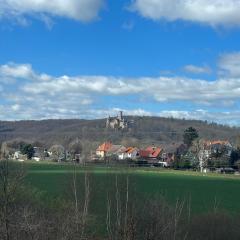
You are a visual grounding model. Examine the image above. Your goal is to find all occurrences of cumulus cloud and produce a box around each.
[0,62,240,124]
[183,65,212,74]
[1,62,239,106]
[0,63,34,79]
[218,52,240,77]
[130,0,240,26]
[81,108,152,120]
[0,0,104,23]
[1,91,93,120]
[22,74,240,105]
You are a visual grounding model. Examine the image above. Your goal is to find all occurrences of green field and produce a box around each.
[19,162,240,236]
[25,162,240,215]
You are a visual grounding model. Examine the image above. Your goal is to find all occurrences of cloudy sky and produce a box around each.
[0,0,240,125]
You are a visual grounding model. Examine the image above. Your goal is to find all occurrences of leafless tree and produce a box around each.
[71,163,91,240]
[49,144,65,162]
[0,142,12,160]
[0,160,25,240]
[69,138,82,162]
[106,175,136,240]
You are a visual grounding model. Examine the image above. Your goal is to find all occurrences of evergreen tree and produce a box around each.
[183,127,199,147]
[20,144,34,159]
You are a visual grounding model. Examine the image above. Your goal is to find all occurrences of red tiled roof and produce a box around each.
[139,146,162,159]
[139,150,150,158]
[125,147,138,154]
[108,145,126,153]
[96,142,112,152]
[125,147,133,153]
[150,148,162,158]
[145,146,155,152]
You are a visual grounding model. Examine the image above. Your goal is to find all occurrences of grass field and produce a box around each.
[21,162,240,236]
[24,162,240,214]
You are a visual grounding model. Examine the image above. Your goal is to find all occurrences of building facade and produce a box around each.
[106,111,128,130]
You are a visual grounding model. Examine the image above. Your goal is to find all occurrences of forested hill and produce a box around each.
[0,117,239,148]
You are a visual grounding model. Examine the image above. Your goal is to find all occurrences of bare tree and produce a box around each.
[106,175,136,240]
[71,163,91,240]
[80,172,90,239]
[49,145,65,162]
[0,142,13,160]
[69,138,82,163]
[0,160,25,240]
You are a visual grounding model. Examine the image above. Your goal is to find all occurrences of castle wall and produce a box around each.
[106,111,127,130]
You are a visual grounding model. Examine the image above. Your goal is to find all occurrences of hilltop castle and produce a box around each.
[106,111,128,130]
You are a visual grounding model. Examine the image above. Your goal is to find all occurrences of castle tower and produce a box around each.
[106,111,128,130]
[119,111,123,120]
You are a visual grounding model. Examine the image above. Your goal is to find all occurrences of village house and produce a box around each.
[96,142,112,158]
[118,147,139,160]
[139,146,163,164]
[160,143,188,167]
[32,147,43,161]
[198,140,233,172]
[96,142,126,160]
[160,144,178,166]
[106,145,126,158]
[13,151,27,161]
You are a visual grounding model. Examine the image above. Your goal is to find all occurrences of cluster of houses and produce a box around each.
[13,147,49,162]
[9,137,238,172]
[94,142,186,167]
[93,140,236,171]
[12,145,83,163]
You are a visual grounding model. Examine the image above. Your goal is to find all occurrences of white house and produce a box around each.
[198,140,233,172]
[118,147,139,160]
[13,151,27,161]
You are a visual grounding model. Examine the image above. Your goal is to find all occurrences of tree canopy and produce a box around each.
[183,127,199,147]
[20,144,34,159]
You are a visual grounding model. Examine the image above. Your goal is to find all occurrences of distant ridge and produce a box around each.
[0,116,239,148]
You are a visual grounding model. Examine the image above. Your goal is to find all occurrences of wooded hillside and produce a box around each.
[0,117,239,149]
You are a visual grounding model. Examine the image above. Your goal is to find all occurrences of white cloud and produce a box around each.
[1,62,240,124]
[1,91,94,120]
[0,62,238,106]
[131,0,240,26]
[0,63,34,79]
[0,0,104,23]
[1,100,240,126]
[11,104,20,111]
[113,108,152,116]
[218,52,240,77]
[82,108,152,119]
[183,65,211,74]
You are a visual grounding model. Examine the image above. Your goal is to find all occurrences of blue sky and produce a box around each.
[0,0,240,125]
